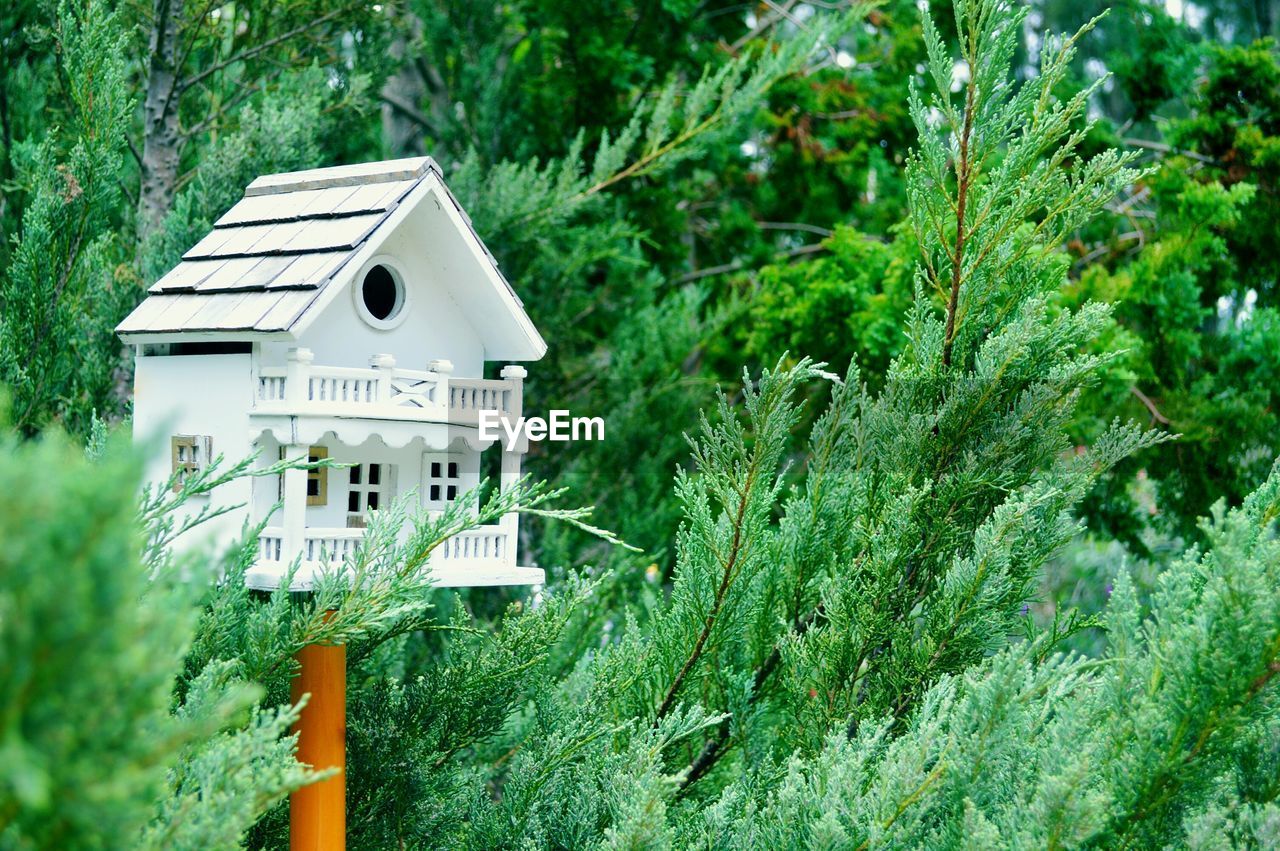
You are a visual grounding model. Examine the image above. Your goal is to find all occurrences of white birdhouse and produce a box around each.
[117,157,546,591]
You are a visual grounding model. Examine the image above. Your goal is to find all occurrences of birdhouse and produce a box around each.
[117,157,546,591]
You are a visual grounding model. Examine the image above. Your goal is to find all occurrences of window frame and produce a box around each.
[171,434,212,492]
[277,445,329,505]
[423,453,463,510]
[306,446,329,506]
[347,461,387,516]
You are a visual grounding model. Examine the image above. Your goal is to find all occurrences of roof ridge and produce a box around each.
[244,156,437,197]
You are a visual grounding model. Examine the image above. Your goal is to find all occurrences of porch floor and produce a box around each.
[245,559,545,592]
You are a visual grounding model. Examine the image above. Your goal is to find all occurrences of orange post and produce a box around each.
[290,636,346,850]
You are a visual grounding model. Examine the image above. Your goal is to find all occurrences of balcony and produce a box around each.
[248,518,543,591]
[253,347,524,426]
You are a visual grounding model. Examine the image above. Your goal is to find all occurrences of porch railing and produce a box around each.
[435,525,508,561]
[258,522,513,568]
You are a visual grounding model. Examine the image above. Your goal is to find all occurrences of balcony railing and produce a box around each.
[253,348,523,425]
[447,379,517,426]
[257,528,365,564]
[258,522,514,569]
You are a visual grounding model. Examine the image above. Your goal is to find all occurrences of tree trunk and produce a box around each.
[380,8,426,158]
[138,0,183,236]
[1257,0,1275,40]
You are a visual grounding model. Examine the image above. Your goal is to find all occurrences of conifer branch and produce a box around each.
[941,56,978,369]
[678,605,822,790]
[654,446,760,723]
[174,2,362,98]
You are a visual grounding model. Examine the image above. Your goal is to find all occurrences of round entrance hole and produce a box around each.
[360,264,403,323]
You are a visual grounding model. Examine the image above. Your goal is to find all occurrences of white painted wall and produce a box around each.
[260,202,487,378]
[133,352,254,552]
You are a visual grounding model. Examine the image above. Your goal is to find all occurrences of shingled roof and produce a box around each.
[116,157,528,341]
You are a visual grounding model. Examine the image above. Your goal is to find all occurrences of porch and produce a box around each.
[244,403,538,592]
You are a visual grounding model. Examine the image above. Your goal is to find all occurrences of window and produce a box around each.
[356,262,406,326]
[171,435,212,491]
[425,456,462,508]
[348,463,385,514]
[276,445,329,504]
[306,446,328,506]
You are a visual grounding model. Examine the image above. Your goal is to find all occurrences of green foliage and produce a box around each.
[1068,170,1279,542]
[695,460,1280,848]
[0,427,339,848]
[535,286,724,567]
[1101,0,1199,120]
[1099,37,1280,540]
[723,9,1280,552]
[438,10,863,566]
[1042,38,1280,545]
[142,666,313,851]
[354,5,1194,842]
[344,582,594,848]
[0,424,195,847]
[0,0,134,436]
[0,419,625,848]
[705,0,926,259]
[1171,38,1280,297]
[729,226,915,385]
[128,0,384,232]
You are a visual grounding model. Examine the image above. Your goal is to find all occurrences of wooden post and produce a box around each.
[290,630,346,851]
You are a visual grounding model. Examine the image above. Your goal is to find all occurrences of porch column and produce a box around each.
[281,443,309,567]
[498,365,527,567]
[498,364,527,494]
